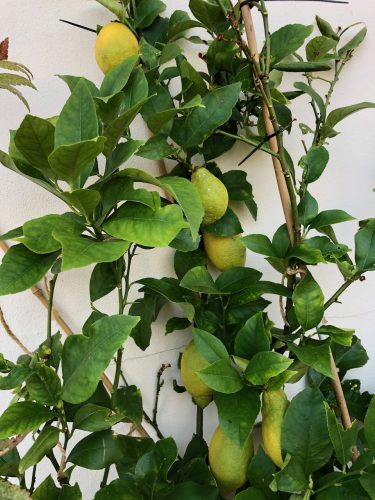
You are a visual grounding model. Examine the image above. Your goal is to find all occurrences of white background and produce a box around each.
[0,0,374,498]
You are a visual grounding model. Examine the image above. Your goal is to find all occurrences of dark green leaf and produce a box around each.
[300,145,329,184]
[295,82,326,121]
[242,234,278,257]
[0,402,55,439]
[134,0,166,29]
[137,134,175,160]
[198,359,243,394]
[214,386,260,447]
[269,24,314,64]
[129,293,167,350]
[62,315,139,403]
[73,404,123,432]
[355,219,375,271]
[100,56,138,97]
[234,312,270,359]
[338,26,367,56]
[90,262,118,302]
[189,0,229,32]
[298,191,319,226]
[0,244,56,296]
[203,207,243,237]
[272,456,309,493]
[292,272,324,331]
[306,36,337,61]
[68,430,125,469]
[364,396,375,450]
[325,403,359,465]
[234,488,266,500]
[309,209,355,229]
[281,387,332,474]
[165,316,191,334]
[19,426,59,474]
[192,328,229,363]
[245,352,292,385]
[215,267,262,294]
[288,340,332,378]
[26,364,62,405]
[180,266,217,294]
[94,478,139,500]
[273,61,331,72]
[113,386,143,424]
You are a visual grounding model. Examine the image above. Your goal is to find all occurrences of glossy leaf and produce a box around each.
[137,134,175,160]
[245,352,293,386]
[61,189,101,222]
[214,386,260,447]
[272,456,309,493]
[192,328,229,363]
[298,191,319,226]
[309,209,355,229]
[19,426,59,474]
[242,234,278,257]
[189,0,229,32]
[90,262,118,302]
[288,340,333,378]
[68,430,125,470]
[26,364,62,405]
[355,219,375,271]
[269,24,314,64]
[325,403,359,465]
[104,202,187,247]
[134,0,166,29]
[112,385,143,424]
[100,56,138,97]
[198,359,243,394]
[203,207,242,237]
[180,266,217,294]
[292,272,324,331]
[281,387,332,474]
[52,233,130,272]
[0,402,55,439]
[300,145,329,184]
[234,312,270,359]
[94,478,139,500]
[73,404,123,432]
[0,244,56,296]
[325,101,375,131]
[62,315,139,403]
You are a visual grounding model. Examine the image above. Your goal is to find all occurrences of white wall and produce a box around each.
[0,1,374,497]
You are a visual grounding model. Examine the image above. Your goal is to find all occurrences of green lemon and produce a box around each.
[191,167,228,225]
[180,340,213,408]
[203,232,246,271]
[261,388,289,468]
[209,425,253,494]
[95,22,139,74]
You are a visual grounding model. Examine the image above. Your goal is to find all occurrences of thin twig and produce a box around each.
[0,432,29,458]
[0,307,32,356]
[152,364,171,429]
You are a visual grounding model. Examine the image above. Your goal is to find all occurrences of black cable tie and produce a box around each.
[59,19,97,33]
[238,127,284,166]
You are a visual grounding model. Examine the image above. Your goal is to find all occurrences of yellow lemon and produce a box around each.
[180,340,213,408]
[209,425,253,494]
[203,232,246,271]
[95,22,139,74]
[192,167,228,225]
[261,388,289,468]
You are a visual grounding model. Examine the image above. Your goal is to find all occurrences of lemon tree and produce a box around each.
[0,0,374,498]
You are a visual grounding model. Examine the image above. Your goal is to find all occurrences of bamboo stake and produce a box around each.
[238,2,357,446]
[0,239,150,438]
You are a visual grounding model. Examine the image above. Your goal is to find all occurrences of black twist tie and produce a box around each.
[238,127,284,166]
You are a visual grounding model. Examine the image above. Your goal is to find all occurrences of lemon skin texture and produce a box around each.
[95,22,139,74]
[203,232,246,271]
[180,340,213,408]
[261,388,289,468]
[191,167,228,225]
[209,425,253,494]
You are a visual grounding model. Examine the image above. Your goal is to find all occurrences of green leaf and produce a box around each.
[52,233,129,272]
[49,137,105,185]
[242,234,278,257]
[288,340,333,378]
[360,473,375,499]
[134,0,166,29]
[355,219,375,271]
[163,483,219,500]
[203,207,242,237]
[214,386,260,447]
[325,403,359,465]
[61,189,101,222]
[137,134,175,160]
[26,364,62,405]
[245,352,293,386]
[171,83,241,149]
[298,191,319,226]
[273,61,331,72]
[316,16,340,41]
[0,402,55,439]
[292,272,324,331]
[300,145,329,184]
[221,170,257,219]
[272,456,309,493]
[234,488,266,500]
[192,328,229,363]
[198,359,243,394]
[55,79,98,148]
[281,387,332,475]
[318,325,354,347]
[248,447,276,496]
[90,262,118,302]
[0,481,31,499]
[269,24,314,64]
[19,426,59,474]
[100,56,138,97]
[295,82,326,121]
[129,293,167,350]
[94,478,139,500]
[104,202,187,247]
[159,176,204,241]
[180,266,217,294]
[287,244,325,265]
[325,101,375,131]
[215,267,262,294]
[338,25,367,56]
[58,74,100,96]
[189,0,229,32]
[62,315,139,403]
[0,244,56,296]
[306,36,337,61]
[364,396,375,450]
[14,115,55,178]
[160,42,183,64]
[309,209,355,229]
[104,139,143,177]
[234,312,270,359]
[112,385,143,424]
[73,404,123,432]
[122,66,149,110]
[165,316,191,334]
[68,430,125,470]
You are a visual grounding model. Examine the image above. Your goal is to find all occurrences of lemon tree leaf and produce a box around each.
[0,402,55,439]
[62,315,139,403]
[73,404,123,432]
[355,219,375,272]
[281,387,332,475]
[180,266,217,294]
[300,145,329,184]
[134,0,166,29]
[198,359,243,394]
[325,403,359,465]
[0,481,31,499]
[364,396,375,450]
[234,312,270,359]
[269,24,314,64]
[19,426,59,474]
[245,352,293,385]
[325,101,375,130]
[100,55,138,97]
[309,209,354,229]
[288,341,333,379]
[104,202,187,247]
[0,244,57,296]
[61,189,101,222]
[68,430,125,470]
[215,386,260,447]
[171,83,241,149]
[292,272,324,331]
[192,328,229,363]
[26,364,62,405]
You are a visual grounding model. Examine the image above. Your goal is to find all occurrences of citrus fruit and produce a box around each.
[191,167,228,225]
[180,340,213,408]
[95,22,139,74]
[209,425,253,494]
[261,388,289,468]
[203,232,246,271]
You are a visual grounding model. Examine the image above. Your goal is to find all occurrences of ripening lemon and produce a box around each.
[191,167,228,225]
[180,340,213,408]
[203,232,246,271]
[209,425,253,494]
[261,388,289,468]
[95,22,139,74]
